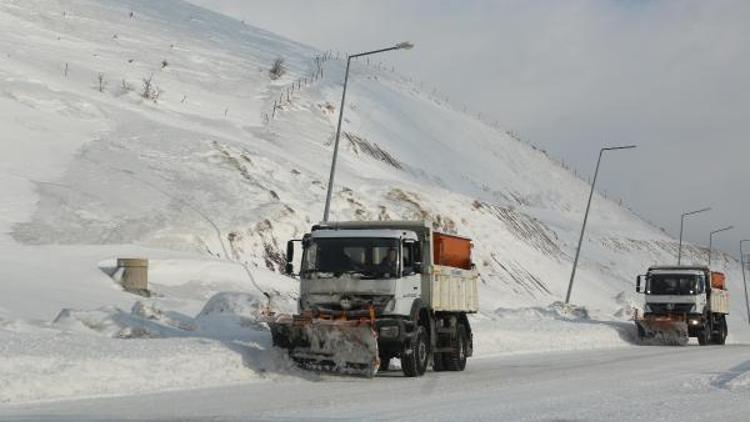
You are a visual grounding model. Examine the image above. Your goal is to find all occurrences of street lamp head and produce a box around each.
[602,145,637,151]
[684,207,711,217]
[395,41,414,50]
[711,225,734,235]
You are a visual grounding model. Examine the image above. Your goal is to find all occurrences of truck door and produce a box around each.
[392,239,421,315]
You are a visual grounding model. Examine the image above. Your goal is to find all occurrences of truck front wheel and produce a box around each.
[698,318,712,346]
[401,325,428,377]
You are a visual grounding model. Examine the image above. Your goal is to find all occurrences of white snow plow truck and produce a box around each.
[635,266,729,345]
[265,221,479,377]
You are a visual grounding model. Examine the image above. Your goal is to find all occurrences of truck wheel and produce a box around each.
[432,352,446,372]
[712,316,727,345]
[401,325,428,377]
[444,323,468,371]
[698,319,712,346]
[379,355,391,372]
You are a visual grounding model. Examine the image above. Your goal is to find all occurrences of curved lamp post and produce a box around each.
[322,41,414,222]
[677,207,711,265]
[739,240,750,324]
[564,145,636,304]
[708,226,733,267]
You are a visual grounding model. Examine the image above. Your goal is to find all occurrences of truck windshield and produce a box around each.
[646,274,702,295]
[301,237,400,279]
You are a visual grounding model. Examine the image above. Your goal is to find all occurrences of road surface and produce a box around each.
[2,345,750,421]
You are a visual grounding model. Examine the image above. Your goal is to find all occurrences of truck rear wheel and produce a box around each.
[712,316,727,345]
[444,323,468,371]
[401,325,428,377]
[432,352,446,372]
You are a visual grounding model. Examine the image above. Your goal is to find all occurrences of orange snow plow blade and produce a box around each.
[635,314,689,346]
[264,309,380,377]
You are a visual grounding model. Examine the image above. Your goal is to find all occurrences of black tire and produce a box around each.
[444,323,468,371]
[712,316,727,345]
[379,356,391,372]
[698,318,712,346]
[402,325,428,377]
[432,352,446,372]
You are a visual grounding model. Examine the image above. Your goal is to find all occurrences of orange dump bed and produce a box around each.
[433,232,472,270]
[711,272,726,290]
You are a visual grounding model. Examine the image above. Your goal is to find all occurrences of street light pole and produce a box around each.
[322,41,414,223]
[708,225,733,267]
[677,207,711,265]
[565,145,636,305]
[740,240,750,324]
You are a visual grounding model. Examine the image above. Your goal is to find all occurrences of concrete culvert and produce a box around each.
[117,258,150,297]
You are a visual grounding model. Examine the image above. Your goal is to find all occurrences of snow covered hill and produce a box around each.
[1,0,747,403]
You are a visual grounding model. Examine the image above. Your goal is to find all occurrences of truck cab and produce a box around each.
[639,268,708,320]
[295,227,423,317]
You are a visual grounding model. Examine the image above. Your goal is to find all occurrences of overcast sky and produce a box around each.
[188,0,749,258]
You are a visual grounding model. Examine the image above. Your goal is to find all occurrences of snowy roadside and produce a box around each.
[0,296,638,405]
[0,293,301,405]
[471,303,637,358]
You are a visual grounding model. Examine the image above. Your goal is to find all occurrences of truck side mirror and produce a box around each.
[635,275,642,293]
[285,239,301,277]
[286,240,294,263]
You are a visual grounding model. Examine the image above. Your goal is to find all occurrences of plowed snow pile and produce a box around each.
[0,0,747,404]
[0,291,300,404]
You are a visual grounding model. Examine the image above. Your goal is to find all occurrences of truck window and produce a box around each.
[301,237,400,279]
[697,275,706,294]
[646,274,700,295]
[402,240,421,275]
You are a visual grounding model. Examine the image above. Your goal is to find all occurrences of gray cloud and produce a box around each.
[188,0,750,259]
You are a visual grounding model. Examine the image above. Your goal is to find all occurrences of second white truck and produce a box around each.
[635,265,729,345]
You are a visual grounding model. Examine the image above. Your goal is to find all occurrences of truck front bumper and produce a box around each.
[375,318,417,344]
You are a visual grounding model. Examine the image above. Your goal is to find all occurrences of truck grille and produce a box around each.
[648,303,694,314]
[312,295,392,313]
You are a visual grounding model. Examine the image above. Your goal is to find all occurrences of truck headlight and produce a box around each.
[380,326,400,338]
[644,304,652,313]
[384,298,395,312]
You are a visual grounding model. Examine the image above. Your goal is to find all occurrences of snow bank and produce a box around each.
[0,329,256,404]
[473,302,636,357]
[0,292,299,404]
[724,373,750,391]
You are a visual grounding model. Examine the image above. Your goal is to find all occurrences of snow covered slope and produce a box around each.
[1,0,747,403]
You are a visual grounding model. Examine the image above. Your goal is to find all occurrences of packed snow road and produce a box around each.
[2,345,750,421]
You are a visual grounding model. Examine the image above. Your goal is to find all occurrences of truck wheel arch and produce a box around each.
[409,299,434,346]
[457,313,473,357]
[409,299,427,322]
